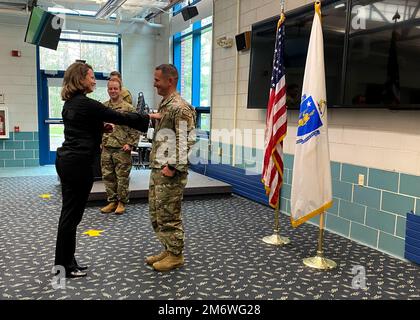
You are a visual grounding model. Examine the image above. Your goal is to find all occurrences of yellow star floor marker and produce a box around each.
[39,194,52,199]
[83,229,104,237]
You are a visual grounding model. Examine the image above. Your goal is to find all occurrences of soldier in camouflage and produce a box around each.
[100,78,140,215]
[109,71,133,105]
[145,64,196,272]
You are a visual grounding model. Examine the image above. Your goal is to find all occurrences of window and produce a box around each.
[47,86,62,119]
[37,32,120,165]
[87,80,109,103]
[200,26,212,107]
[40,31,119,111]
[198,113,210,132]
[180,34,193,104]
[174,16,212,131]
[40,32,119,73]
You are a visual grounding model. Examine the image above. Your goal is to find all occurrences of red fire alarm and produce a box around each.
[14,126,20,133]
[11,50,21,57]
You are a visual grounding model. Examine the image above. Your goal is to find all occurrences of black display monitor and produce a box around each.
[247,0,420,110]
[247,0,346,109]
[24,6,62,50]
[345,0,420,109]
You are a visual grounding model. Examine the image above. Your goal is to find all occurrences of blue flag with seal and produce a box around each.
[290,2,333,228]
[296,94,323,144]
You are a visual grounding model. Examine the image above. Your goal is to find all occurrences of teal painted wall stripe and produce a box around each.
[332,180,352,201]
[0,131,40,167]
[400,174,420,198]
[339,200,366,224]
[378,232,405,257]
[326,213,350,236]
[350,223,379,247]
[341,164,367,184]
[353,186,381,209]
[365,208,395,234]
[368,168,399,192]
[382,192,414,216]
[331,162,341,180]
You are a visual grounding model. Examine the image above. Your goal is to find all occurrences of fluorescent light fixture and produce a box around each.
[95,0,127,19]
[48,7,97,16]
[335,3,345,9]
[145,0,184,22]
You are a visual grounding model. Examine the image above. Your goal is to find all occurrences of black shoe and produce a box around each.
[66,269,87,278]
[76,265,88,271]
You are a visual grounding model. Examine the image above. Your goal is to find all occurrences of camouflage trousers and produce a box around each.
[101,147,133,204]
[149,168,188,256]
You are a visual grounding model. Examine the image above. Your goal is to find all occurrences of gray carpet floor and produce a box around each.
[0,175,419,300]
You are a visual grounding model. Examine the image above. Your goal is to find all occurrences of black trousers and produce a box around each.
[54,155,94,271]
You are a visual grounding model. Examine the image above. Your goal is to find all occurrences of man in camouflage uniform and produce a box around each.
[100,78,140,215]
[109,71,133,105]
[146,64,196,272]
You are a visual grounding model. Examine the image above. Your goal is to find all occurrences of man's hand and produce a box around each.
[161,165,176,177]
[149,113,162,120]
[122,144,132,153]
[103,123,114,133]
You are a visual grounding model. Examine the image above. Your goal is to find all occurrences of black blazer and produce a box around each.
[57,93,149,163]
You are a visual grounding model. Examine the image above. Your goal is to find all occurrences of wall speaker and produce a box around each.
[235,31,251,51]
[181,6,199,21]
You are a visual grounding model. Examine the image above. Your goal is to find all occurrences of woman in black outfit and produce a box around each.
[55,62,158,278]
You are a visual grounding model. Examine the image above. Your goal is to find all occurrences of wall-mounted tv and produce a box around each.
[248,0,420,110]
[24,6,62,50]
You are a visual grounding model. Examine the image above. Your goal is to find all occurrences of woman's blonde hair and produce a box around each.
[108,78,122,89]
[61,62,93,101]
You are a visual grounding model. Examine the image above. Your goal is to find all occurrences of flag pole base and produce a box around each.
[303,255,337,270]
[262,234,290,246]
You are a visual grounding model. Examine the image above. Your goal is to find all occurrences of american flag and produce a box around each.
[262,15,287,209]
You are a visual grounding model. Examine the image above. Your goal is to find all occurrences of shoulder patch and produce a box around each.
[174,105,193,119]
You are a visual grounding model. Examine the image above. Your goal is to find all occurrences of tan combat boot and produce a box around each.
[115,201,125,215]
[145,250,168,265]
[100,202,118,213]
[152,252,184,272]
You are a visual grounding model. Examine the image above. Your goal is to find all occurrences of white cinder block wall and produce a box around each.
[211,0,420,176]
[0,24,37,132]
[122,34,158,108]
[152,14,172,107]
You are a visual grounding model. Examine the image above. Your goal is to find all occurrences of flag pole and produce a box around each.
[262,193,290,245]
[298,0,336,270]
[303,212,336,269]
[262,1,290,246]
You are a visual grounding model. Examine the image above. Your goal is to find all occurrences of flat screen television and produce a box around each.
[247,0,420,110]
[24,6,62,50]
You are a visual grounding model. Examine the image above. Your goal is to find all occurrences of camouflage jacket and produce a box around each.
[121,87,133,105]
[149,92,196,173]
[102,99,140,149]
